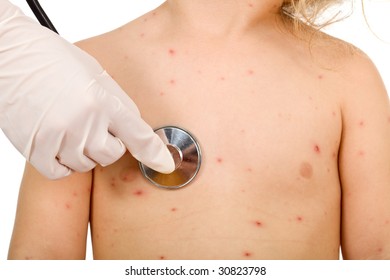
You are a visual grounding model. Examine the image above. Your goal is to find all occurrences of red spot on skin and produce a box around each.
[120,168,138,183]
[219,76,226,81]
[72,191,78,197]
[358,150,365,157]
[314,145,321,154]
[296,216,303,222]
[247,69,254,76]
[248,3,254,8]
[133,190,144,196]
[332,152,337,159]
[110,177,117,188]
[359,120,365,127]
[171,207,177,212]
[169,79,176,85]
[159,256,166,260]
[254,220,263,227]
[159,91,165,96]
[65,202,71,210]
[318,74,323,79]
[246,167,253,173]
[332,111,336,117]
[168,48,176,56]
[139,33,145,38]
[243,251,253,258]
[377,248,383,253]
[299,162,313,179]
[216,157,223,163]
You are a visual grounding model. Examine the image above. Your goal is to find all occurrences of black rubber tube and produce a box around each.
[26,0,58,33]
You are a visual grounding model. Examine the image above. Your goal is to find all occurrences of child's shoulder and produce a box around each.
[75,11,158,61]
[307,29,366,66]
[74,31,115,62]
[309,29,382,87]
[74,23,140,70]
[312,30,386,104]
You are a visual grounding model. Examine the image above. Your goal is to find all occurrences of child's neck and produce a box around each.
[162,0,285,37]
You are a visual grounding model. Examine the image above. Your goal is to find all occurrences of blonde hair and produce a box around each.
[281,0,346,30]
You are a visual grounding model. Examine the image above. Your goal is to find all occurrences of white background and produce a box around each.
[1,0,389,261]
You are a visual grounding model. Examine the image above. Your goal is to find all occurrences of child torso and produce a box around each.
[86,11,343,259]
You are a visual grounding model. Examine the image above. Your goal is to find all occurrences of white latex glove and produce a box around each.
[0,1,174,179]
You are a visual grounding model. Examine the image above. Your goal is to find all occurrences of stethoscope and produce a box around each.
[26,1,202,190]
[26,0,57,33]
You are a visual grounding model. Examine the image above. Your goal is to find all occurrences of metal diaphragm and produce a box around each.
[139,126,202,189]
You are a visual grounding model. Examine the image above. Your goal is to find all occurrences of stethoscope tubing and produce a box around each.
[26,0,58,33]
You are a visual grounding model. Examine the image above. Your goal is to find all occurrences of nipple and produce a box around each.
[139,126,202,189]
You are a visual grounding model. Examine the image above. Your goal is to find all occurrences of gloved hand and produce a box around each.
[0,1,174,179]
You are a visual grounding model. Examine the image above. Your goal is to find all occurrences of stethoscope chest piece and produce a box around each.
[139,126,201,190]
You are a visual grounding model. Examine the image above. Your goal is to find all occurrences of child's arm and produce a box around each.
[339,52,390,259]
[8,163,92,259]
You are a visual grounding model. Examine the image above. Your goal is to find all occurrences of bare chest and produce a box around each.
[93,63,344,259]
[114,48,342,180]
